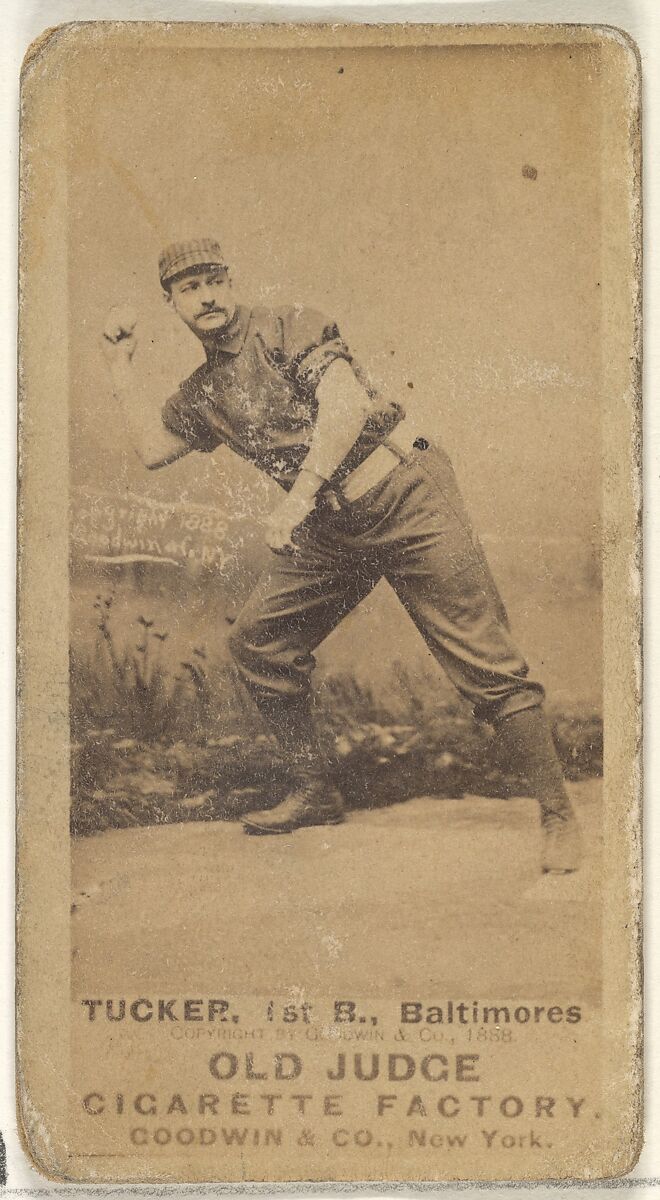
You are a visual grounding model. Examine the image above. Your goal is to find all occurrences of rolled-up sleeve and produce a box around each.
[283,308,354,392]
[161,370,222,453]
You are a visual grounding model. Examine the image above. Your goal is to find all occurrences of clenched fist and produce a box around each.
[102,304,139,364]
[265,491,317,554]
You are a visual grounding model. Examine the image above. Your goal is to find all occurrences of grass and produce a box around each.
[70,599,603,837]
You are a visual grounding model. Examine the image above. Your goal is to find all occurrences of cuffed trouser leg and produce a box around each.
[227,537,376,771]
[379,446,545,724]
[373,446,571,817]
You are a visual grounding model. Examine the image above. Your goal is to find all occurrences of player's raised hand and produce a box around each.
[102,304,138,364]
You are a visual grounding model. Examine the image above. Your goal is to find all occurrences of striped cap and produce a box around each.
[158,238,227,286]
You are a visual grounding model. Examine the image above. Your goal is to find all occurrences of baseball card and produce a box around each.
[16,20,641,1184]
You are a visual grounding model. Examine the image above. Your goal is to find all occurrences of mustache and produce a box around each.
[195,306,228,319]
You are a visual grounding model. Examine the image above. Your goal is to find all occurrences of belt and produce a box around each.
[334,415,428,504]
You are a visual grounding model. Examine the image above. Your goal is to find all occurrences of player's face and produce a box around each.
[168,267,237,336]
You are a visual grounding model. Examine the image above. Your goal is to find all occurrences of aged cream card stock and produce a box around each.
[17,21,641,1183]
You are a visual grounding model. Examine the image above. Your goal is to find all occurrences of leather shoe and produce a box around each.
[242,779,344,835]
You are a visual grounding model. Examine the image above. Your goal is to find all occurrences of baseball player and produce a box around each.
[102,238,582,873]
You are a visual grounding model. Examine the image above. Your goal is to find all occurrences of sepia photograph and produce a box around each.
[16,21,640,1182]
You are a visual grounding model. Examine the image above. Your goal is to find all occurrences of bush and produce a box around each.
[70,601,603,836]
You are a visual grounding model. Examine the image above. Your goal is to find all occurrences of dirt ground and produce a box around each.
[72,780,602,1002]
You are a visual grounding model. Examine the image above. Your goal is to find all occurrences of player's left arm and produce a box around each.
[265,357,376,552]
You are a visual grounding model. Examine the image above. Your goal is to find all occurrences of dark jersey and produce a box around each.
[161,304,404,488]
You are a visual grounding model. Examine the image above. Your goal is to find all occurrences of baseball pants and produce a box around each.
[227,443,545,766]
